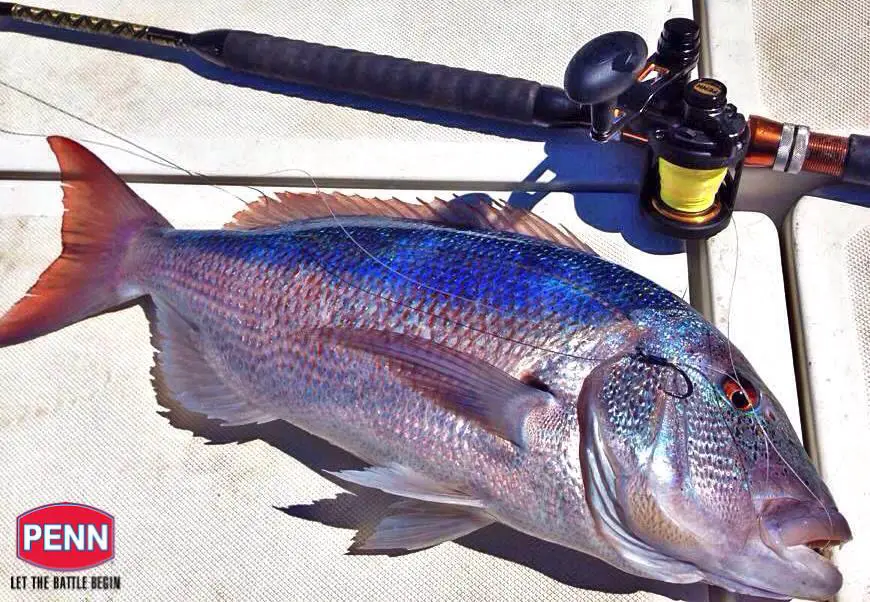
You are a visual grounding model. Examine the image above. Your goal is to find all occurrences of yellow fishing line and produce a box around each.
[658,158,727,213]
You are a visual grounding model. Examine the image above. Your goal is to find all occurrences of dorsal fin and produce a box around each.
[225,192,596,254]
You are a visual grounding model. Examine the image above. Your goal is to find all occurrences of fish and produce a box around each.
[0,136,852,599]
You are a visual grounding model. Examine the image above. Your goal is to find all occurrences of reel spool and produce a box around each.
[644,78,749,238]
[564,20,750,239]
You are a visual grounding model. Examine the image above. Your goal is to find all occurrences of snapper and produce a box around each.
[0,137,851,598]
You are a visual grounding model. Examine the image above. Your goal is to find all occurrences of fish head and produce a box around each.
[578,310,851,599]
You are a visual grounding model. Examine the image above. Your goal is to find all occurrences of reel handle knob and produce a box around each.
[564,31,648,139]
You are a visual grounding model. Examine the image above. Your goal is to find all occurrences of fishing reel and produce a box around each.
[3,5,869,239]
[563,18,869,238]
[564,19,748,238]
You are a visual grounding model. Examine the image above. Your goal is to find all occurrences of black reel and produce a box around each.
[564,18,750,238]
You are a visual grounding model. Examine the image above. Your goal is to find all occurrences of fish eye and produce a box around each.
[721,377,758,412]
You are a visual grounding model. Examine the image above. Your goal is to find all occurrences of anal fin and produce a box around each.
[151,300,275,426]
[353,500,494,552]
[326,463,483,508]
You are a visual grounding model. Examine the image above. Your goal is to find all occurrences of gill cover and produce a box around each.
[578,355,705,583]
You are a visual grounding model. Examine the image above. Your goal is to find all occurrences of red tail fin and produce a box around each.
[0,137,170,347]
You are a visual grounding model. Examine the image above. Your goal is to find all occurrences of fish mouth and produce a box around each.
[759,498,852,599]
[762,497,852,550]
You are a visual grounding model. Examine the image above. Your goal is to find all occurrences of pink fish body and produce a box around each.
[0,138,851,599]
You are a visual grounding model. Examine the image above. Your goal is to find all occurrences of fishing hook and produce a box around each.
[632,347,694,399]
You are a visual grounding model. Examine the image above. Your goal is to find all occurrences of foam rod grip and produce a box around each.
[213,29,548,123]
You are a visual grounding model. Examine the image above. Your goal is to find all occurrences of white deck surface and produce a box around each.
[704,0,870,135]
[785,197,870,602]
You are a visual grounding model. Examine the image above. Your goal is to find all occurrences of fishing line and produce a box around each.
[313,191,513,318]
[0,79,268,207]
[0,125,178,171]
[760,408,771,487]
[719,225,787,499]
[724,216,741,393]
[681,361,759,508]
[710,220,776,501]
[699,359,836,542]
[298,188,626,365]
[715,222,788,497]
[259,165,638,365]
[711,389,762,520]
[0,49,682,370]
[756,415,836,542]
[720,221,772,486]
[1,80,187,172]
[683,357,781,526]
[2,69,603,325]
[0,75,765,389]
[278,177,612,362]
[0,73,687,370]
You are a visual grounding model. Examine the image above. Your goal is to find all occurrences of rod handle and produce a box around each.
[191,29,583,125]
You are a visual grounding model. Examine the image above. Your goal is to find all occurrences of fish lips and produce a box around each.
[758,497,852,599]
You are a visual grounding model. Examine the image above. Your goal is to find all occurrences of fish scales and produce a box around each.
[128,220,646,560]
[0,138,852,600]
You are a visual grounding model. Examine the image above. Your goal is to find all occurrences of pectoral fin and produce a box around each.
[326,329,557,447]
[353,500,494,552]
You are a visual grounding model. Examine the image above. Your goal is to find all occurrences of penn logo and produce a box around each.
[16,503,115,571]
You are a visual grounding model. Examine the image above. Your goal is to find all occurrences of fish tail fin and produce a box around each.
[0,136,171,347]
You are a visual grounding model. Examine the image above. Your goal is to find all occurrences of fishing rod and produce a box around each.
[1,3,868,239]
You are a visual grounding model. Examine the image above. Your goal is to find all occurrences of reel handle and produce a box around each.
[563,31,648,140]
